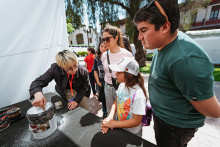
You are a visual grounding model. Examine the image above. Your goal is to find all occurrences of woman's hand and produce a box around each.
[32,92,47,110]
[101,126,109,134]
[68,101,78,110]
[101,116,114,134]
[98,82,102,87]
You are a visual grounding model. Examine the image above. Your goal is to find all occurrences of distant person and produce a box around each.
[123,36,132,53]
[134,0,220,146]
[29,50,91,111]
[101,57,147,137]
[84,47,96,96]
[93,40,108,118]
[101,25,133,114]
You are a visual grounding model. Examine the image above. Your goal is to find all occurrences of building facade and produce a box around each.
[180,0,220,30]
[68,27,99,48]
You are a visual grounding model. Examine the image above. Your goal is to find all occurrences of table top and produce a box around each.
[0,94,156,147]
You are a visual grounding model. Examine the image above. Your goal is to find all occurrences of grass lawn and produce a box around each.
[140,64,220,82]
[213,68,220,81]
[140,63,151,73]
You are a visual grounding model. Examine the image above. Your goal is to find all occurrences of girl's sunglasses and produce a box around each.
[145,0,168,22]
[101,36,113,43]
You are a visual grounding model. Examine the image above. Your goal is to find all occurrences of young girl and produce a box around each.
[101,25,133,114]
[84,47,96,96]
[101,57,147,137]
[93,40,108,118]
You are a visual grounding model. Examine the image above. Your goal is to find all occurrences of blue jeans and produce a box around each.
[104,83,117,114]
[153,114,198,147]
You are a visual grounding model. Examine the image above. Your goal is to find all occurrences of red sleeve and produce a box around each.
[84,56,88,63]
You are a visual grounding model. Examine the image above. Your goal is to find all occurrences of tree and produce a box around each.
[67,23,75,34]
[66,0,84,28]
[85,0,147,66]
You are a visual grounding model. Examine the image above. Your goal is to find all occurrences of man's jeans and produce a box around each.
[153,114,198,147]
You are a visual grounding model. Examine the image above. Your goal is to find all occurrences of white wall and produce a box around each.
[186,29,220,64]
[196,7,206,22]
[68,28,99,47]
[0,0,68,108]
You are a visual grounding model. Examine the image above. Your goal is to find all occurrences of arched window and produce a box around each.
[76,33,84,44]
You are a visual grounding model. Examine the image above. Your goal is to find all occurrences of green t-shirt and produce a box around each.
[149,31,214,128]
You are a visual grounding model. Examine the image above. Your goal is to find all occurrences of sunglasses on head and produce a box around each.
[145,0,168,22]
[101,36,113,43]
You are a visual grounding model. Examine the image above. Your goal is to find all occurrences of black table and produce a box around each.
[0,94,156,147]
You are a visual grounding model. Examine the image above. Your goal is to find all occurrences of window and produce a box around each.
[89,38,92,43]
[76,34,84,44]
[210,5,220,20]
[70,41,73,45]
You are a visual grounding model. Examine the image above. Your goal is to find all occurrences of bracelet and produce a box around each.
[69,97,75,102]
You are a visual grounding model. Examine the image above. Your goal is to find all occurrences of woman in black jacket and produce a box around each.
[29,50,91,111]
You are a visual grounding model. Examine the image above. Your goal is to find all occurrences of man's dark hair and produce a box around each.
[133,0,180,33]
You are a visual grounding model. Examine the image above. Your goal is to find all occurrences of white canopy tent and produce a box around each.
[0,0,69,108]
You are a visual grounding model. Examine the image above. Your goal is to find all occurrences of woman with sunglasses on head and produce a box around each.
[29,50,91,111]
[101,25,133,115]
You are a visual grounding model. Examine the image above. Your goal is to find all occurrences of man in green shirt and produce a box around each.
[134,0,220,146]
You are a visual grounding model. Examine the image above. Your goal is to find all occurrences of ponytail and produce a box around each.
[124,72,148,99]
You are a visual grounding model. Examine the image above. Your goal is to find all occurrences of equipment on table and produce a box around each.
[26,102,57,139]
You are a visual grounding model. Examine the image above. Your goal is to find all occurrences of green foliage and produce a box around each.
[146,53,154,61]
[140,64,151,73]
[65,0,83,28]
[213,68,220,81]
[85,0,146,41]
[69,45,95,47]
[76,51,88,56]
[67,23,75,34]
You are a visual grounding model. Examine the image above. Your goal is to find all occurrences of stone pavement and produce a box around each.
[88,73,220,147]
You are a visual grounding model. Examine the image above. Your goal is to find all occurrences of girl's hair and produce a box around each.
[96,40,105,57]
[123,36,132,53]
[124,72,148,99]
[103,25,124,48]
[56,50,78,69]
[88,47,95,54]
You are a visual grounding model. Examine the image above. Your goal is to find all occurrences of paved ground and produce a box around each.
[88,73,220,147]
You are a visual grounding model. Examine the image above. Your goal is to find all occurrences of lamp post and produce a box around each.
[82,25,92,47]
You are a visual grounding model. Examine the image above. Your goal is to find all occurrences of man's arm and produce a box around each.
[190,95,220,118]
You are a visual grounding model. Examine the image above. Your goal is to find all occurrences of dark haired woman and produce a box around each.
[93,40,108,118]
[84,47,96,96]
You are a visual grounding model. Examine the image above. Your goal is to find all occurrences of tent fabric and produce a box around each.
[0,0,69,108]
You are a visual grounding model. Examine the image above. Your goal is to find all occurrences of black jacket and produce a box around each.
[29,63,91,104]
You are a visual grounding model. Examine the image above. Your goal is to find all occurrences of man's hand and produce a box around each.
[32,92,46,110]
[68,101,78,110]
